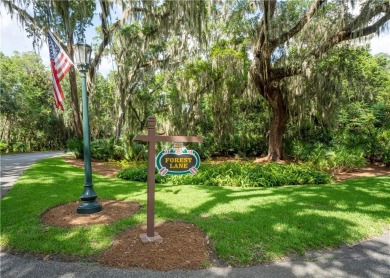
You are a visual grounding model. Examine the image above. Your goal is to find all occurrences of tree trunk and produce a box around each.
[264,86,289,161]
[114,102,126,145]
[0,118,8,141]
[114,77,135,144]
[68,68,83,139]
[67,35,83,139]
[250,62,289,161]
[6,121,11,153]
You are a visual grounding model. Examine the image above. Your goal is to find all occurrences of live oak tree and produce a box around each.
[164,42,249,151]
[108,0,389,161]
[241,0,390,160]
[3,0,389,161]
[100,1,208,143]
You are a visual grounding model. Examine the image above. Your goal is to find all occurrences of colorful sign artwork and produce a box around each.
[155,143,200,176]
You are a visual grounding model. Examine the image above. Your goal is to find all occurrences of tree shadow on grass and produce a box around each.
[1,157,389,276]
[0,158,149,258]
[152,176,390,267]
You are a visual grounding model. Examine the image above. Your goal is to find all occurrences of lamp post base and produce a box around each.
[77,201,102,214]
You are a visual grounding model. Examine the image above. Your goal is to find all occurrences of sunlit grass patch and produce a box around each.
[1,157,389,266]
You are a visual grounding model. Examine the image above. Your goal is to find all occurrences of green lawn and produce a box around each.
[1,157,389,266]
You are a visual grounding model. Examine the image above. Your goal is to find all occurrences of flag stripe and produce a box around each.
[51,61,65,104]
[57,62,72,81]
[47,32,73,110]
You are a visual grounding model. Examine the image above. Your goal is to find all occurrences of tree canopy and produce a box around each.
[1,0,389,165]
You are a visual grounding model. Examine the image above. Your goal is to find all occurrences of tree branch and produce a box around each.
[313,3,390,57]
[262,0,276,40]
[272,2,389,81]
[254,0,276,54]
[88,3,172,82]
[2,2,71,55]
[270,0,326,49]
[2,2,41,30]
[351,12,390,38]
[271,66,302,80]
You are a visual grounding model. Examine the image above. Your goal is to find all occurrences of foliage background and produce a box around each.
[1,0,389,169]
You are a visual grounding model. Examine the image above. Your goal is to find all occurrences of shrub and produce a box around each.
[332,146,367,171]
[0,141,7,153]
[117,167,148,182]
[118,135,147,161]
[12,142,28,153]
[289,139,308,161]
[118,162,331,187]
[117,166,168,183]
[186,134,218,160]
[90,139,114,161]
[288,140,367,172]
[376,129,390,166]
[66,139,84,159]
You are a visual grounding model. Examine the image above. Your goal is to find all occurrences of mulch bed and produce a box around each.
[99,221,211,270]
[63,157,121,177]
[334,165,390,181]
[41,199,141,227]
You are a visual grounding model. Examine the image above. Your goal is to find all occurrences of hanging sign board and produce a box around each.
[156,143,200,176]
[133,116,203,242]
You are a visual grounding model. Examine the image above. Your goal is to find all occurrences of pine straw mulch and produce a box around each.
[333,164,390,181]
[41,199,141,227]
[39,156,389,270]
[98,221,211,270]
[63,157,121,177]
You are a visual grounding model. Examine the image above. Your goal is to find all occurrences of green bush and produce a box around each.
[67,138,129,162]
[117,166,168,183]
[12,142,28,153]
[124,141,147,161]
[117,162,331,187]
[0,141,7,153]
[288,140,367,172]
[287,101,390,168]
[186,134,218,160]
[332,146,367,171]
[90,139,114,161]
[117,167,148,182]
[66,138,84,159]
[184,132,266,160]
[376,129,390,166]
[117,135,147,161]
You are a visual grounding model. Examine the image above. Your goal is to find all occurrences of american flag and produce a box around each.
[47,32,73,110]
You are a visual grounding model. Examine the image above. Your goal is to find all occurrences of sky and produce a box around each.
[0,6,115,77]
[0,5,389,78]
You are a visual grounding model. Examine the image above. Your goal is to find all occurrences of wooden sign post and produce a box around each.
[133,115,203,243]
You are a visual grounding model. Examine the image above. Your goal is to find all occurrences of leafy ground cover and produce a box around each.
[118,162,332,187]
[1,157,389,266]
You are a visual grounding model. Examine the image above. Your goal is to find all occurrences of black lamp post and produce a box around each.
[73,42,102,214]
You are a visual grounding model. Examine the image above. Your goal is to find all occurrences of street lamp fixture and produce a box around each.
[74,42,92,72]
[73,42,102,214]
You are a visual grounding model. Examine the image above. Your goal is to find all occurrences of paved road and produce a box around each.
[0,151,64,198]
[0,152,389,277]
